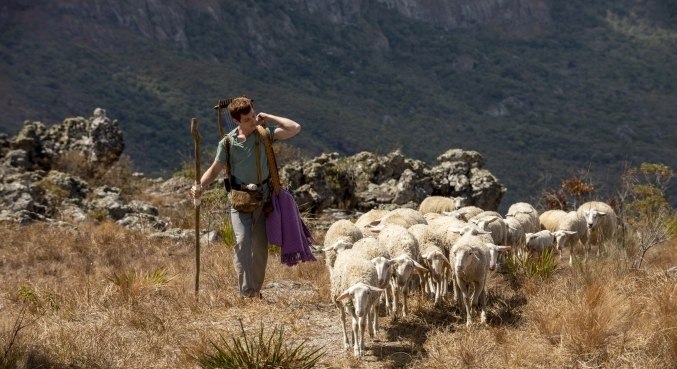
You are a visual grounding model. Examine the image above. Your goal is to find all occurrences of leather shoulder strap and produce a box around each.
[224,135,232,178]
[257,126,281,195]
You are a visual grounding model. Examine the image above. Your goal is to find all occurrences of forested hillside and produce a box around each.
[1,0,675,208]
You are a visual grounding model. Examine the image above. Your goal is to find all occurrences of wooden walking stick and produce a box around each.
[191,118,201,297]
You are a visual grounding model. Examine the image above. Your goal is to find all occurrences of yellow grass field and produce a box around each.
[1,218,675,369]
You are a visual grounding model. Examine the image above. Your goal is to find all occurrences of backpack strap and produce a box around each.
[257,125,281,195]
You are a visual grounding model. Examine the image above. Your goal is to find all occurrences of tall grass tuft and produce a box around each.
[196,319,325,369]
[505,249,558,279]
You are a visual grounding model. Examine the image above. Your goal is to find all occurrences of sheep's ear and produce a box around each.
[477,229,492,234]
[564,230,577,235]
[368,219,382,227]
[485,216,498,223]
[448,227,463,234]
[368,286,384,294]
[598,211,607,216]
[421,252,431,260]
[413,260,428,273]
[336,288,352,303]
[440,253,452,267]
[321,244,336,252]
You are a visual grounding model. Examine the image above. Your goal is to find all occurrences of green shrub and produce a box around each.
[197,320,325,369]
[505,249,558,279]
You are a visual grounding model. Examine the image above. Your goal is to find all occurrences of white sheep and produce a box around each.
[539,209,568,231]
[506,202,541,234]
[552,211,589,265]
[350,237,395,316]
[577,201,617,257]
[419,241,452,306]
[450,234,510,326]
[470,215,508,246]
[453,205,484,221]
[366,207,428,233]
[524,230,557,259]
[418,196,462,215]
[377,224,428,320]
[354,209,390,236]
[504,216,526,250]
[332,254,384,357]
[321,219,363,274]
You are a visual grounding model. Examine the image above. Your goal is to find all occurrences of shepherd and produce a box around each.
[190,96,303,299]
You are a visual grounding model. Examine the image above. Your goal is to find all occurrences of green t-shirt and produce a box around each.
[214,126,275,187]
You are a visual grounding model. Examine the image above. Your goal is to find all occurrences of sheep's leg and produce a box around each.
[477,284,487,324]
[402,284,410,317]
[391,283,400,321]
[369,303,379,337]
[385,285,392,316]
[569,240,575,266]
[338,305,350,351]
[457,279,472,326]
[351,315,361,357]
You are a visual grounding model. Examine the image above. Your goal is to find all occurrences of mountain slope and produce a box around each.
[1,0,675,208]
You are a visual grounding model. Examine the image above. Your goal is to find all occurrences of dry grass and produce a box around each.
[1,219,676,368]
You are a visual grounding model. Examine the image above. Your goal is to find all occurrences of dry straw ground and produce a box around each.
[1,199,676,368]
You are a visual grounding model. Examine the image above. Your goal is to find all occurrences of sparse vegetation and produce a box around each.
[197,320,325,369]
[1,170,675,368]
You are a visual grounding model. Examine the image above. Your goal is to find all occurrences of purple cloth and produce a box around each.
[266,188,316,266]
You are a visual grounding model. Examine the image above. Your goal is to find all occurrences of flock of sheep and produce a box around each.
[319,196,618,357]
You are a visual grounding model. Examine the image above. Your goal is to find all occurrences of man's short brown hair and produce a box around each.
[227,97,253,122]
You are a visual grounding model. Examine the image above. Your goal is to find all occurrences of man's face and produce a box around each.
[237,109,257,128]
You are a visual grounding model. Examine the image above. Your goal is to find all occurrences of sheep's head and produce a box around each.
[390,255,428,287]
[336,282,383,318]
[584,209,607,229]
[370,256,395,288]
[452,246,481,274]
[422,250,451,277]
[484,243,511,271]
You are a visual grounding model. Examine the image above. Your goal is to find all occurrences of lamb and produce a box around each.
[554,211,589,264]
[332,252,384,357]
[418,196,462,215]
[419,241,452,306]
[577,201,617,257]
[506,202,541,234]
[525,230,558,259]
[350,237,395,315]
[321,219,363,274]
[377,224,428,320]
[450,233,510,326]
[539,209,568,231]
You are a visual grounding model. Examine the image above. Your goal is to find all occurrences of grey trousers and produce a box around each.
[230,206,269,297]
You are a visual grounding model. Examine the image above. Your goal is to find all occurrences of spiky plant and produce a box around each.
[197,319,325,369]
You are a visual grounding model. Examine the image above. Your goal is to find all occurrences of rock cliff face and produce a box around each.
[295,0,550,35]
[14,0,550,51]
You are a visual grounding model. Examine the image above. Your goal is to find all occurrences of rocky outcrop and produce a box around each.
[281,148,506,214]
[1,109,505,234]
[0,109,164,231]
